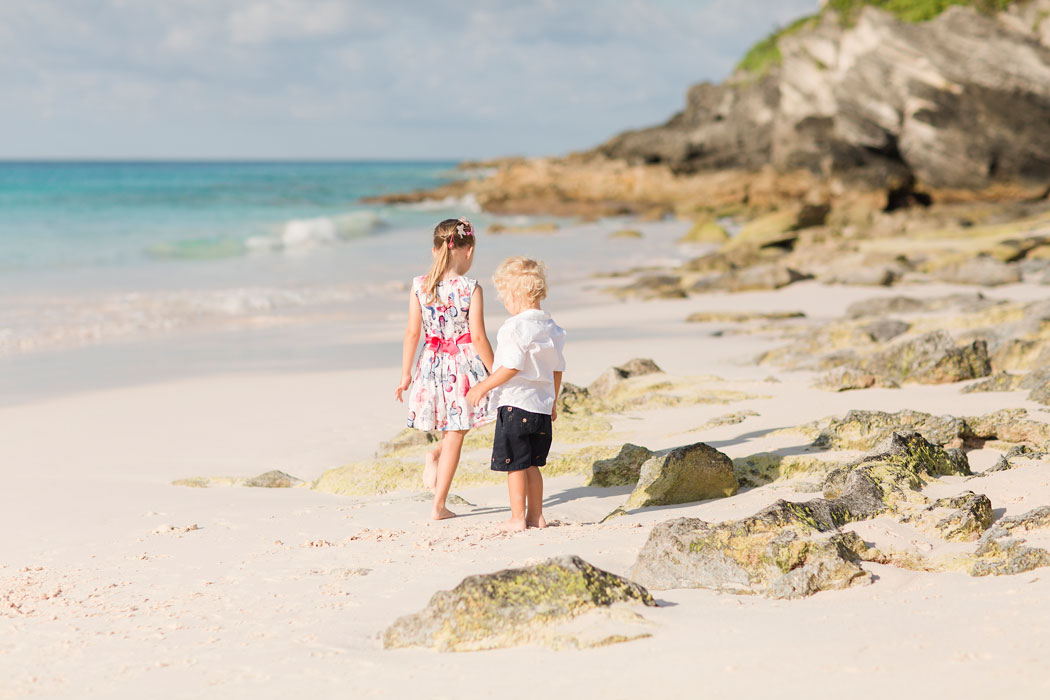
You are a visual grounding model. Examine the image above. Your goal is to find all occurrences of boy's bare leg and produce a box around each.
[501,470,527,531]
[431,430,466,520]
[524,466,546,529]
[423,436,442,492]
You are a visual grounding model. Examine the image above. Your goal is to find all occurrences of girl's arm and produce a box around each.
[467,284,495,372]
[552,370,563,421]
[395,289,423,402]
[465,366,518,407]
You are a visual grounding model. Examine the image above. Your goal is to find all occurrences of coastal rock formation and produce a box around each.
[631,432,972,597]
[630,514,871,598]
[382,556,656,651]
[824,331,992,389]
[623,442,738,509]
[804,407,1050,452]
[599,2,1050,195]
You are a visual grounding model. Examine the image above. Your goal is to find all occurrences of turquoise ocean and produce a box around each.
[0,160,691,404]
[0,160,468,273]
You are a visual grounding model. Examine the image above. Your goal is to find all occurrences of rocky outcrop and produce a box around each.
[598,2,1050,196]
[623,442,739,509]
[631,432,975,597]
[630,514,872,599]
[816,331,991,390]
[805,407,1050,452]
[382,556,656,651]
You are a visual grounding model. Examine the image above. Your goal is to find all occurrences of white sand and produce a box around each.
[3,254,1050,698]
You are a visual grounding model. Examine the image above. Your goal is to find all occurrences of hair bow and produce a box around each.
[450,218,474,248]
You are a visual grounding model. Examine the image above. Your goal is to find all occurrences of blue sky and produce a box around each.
[0,1,818,159]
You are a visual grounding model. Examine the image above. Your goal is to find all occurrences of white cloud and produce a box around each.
[0,0,821,158]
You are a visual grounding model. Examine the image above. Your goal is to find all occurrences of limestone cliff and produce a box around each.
[598,1,1050,195]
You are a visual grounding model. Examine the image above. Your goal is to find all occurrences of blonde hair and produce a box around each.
[492,256,548,305]
[422,218,475,305]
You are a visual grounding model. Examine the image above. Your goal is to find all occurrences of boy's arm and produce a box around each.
[552,370,562,421]
[466,366,518,406]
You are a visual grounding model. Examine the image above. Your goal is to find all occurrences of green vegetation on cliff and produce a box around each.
[737,0,1018,76]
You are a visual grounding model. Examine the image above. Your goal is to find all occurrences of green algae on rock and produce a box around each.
[543,444,623,479]
[901,491,994,542]
[679,218,729,244]
[732,452,839,488]
[172,469,304,489]
[587,443,654,487]
[631,432,977,597]
[623,442,738,509]
[588,358,663,398]
[630,511,872,598]
[382,555,657,652]
[798,408,1050,453]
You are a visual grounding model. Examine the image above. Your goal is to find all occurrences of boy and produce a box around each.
[466,257,566,531]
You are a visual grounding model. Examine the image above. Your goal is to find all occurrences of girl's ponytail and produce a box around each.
[422,218,474,305]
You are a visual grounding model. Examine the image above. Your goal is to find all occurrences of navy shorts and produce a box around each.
[490,406,553,472]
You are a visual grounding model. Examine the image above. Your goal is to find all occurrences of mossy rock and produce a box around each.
[243,470,303,488]
[679,218,729,244]
[588,358,663,398]
[932,492,994,542]
[631,432,978,597]
[630,512,871,598]
[544,444,622,479]
[382,555,657,651]
[588,443,654,487]
[377,428,439,457]
[732,452,837,488]
[623,442,738,509]
[609,229,644,240]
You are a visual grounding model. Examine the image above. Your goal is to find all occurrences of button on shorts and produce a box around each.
[490,405,553,472]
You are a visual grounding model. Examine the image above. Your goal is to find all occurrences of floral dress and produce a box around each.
[407,275,495,431]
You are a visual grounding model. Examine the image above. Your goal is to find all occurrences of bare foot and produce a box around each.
[526,515,547,529]
[423,449,439,492]
[431,506,457,521]
[499,517,527,532]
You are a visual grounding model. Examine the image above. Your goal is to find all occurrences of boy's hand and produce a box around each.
[551,405,558,422]
[466,384,486,407]
[394,374,412,403]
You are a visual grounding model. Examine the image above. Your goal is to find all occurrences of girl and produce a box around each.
[394,218,495,520]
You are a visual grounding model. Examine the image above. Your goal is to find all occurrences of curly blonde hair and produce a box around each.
[422,218,475,304]
[492,256,548,305]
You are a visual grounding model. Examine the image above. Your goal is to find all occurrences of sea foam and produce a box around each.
[247,210,385,253]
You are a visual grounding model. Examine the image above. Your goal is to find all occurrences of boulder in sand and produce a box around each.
[588,443,654,487]
[382,555,656,651]
[588,358,663,398]
[243,470,303,488]
[631,432,971,598]
[623,442,738,509]
[934,257,1022,287]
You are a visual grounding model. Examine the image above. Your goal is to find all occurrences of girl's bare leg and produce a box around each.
[432,430,466,520]
[423,436,442,492]
[501,470,527,531]
[524,466,546,529]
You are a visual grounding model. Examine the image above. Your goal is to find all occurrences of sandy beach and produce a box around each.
[4,216,1050,698]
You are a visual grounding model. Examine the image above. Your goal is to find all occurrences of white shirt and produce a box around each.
[492,309,567,414]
